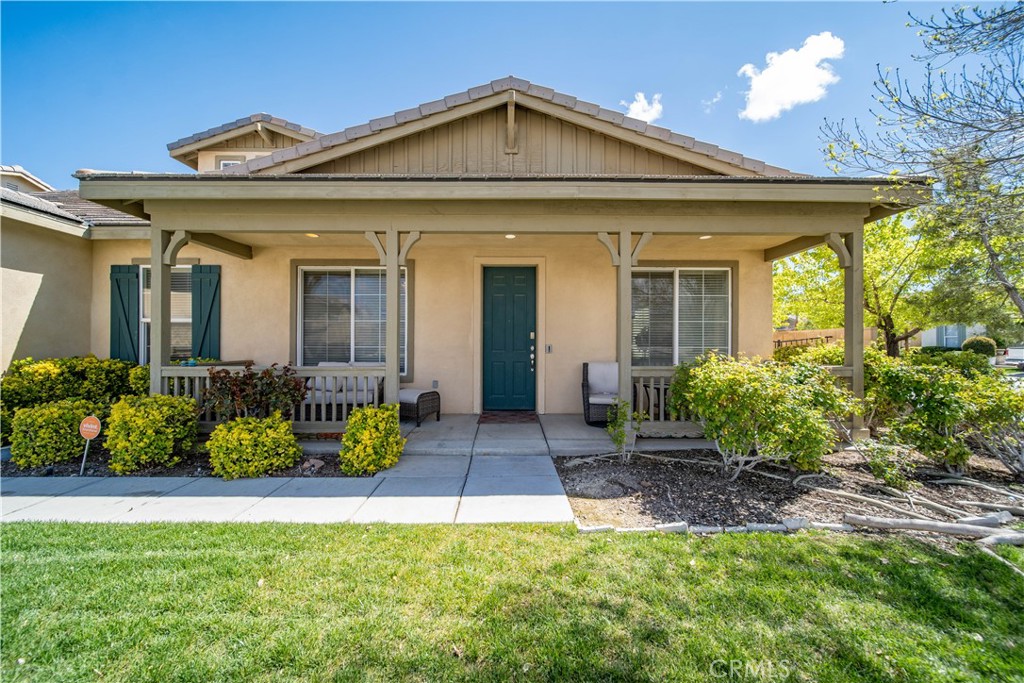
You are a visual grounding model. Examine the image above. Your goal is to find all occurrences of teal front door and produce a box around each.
[483,267,536,410]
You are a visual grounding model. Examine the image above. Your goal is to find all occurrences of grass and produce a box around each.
[2,524,1023,682]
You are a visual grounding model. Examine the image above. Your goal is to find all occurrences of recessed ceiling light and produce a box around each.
[699,235,713,240]
[305,233,319,238]
[505,234,516,239]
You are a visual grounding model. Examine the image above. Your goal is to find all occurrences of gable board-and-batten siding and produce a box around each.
[304,108,717,176]
[218,131,305,151]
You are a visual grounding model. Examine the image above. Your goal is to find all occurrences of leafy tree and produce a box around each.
[774,213,934,357]
[822,3,1024,326]
[917,163,1024,340]
[822,2,1024,184]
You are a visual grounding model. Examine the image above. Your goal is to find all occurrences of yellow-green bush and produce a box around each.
[128,365,151,396]
[339,404,405,475]
[105,395,198,474]
[1,356,143,444]
[9,399,99,469]
[207,412,302,480]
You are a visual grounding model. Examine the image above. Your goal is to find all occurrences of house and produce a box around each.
[71,77,925,430]
[0,179,149,369]
[919,324,986,349]
[0,165,56,194]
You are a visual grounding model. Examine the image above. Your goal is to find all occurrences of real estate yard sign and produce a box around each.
[79,416,101,475]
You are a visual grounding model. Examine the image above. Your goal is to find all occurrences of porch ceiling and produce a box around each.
[227,231,805,251]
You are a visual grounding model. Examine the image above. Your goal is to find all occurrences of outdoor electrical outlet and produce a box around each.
[432,379,439,388]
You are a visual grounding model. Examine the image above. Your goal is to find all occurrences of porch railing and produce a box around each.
[631,368,703,438]
[160,365,386,432]
[630,365,858,438]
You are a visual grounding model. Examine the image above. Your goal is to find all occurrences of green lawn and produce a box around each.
[2,524,1022,682]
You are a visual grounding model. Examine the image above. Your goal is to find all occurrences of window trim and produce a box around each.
[214,155,246,170]
[292,260,413,381]
[139,264,193,364]
[632,261,738,367]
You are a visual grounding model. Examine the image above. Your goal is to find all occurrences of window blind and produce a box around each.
[632,268,731,366]
[299,268,407,372]
[631,271,674,366]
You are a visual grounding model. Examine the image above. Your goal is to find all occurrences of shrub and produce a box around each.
[339,404,405,476]
[606,399,648,461]
[207,412,302,480]
[962,335,997,357]
[907,350,992,378]
[959,375,1024,475]
[685,354,854,479]
[665,362,693,420]
[9,399,99,468]
[860,440,916,491]
[871,363,972,470]
[919,345,956,355]
[1,356,140,444]
[772,344,811,363]
[777,343,898,429]
[128,364,151,396]
[797,343,846,366]
[105,395,198,474]
[203,363,307,420]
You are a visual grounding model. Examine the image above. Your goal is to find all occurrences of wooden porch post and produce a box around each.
[385,227,401,404]
[616,229,633,405]
[843,230,868,438]
[149,228,172,395]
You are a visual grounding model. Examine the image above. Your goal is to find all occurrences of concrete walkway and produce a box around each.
[0,454,574,524]
[0,414,711,525]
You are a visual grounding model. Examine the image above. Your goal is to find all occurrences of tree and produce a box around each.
[822,3,1024,185]
[821,2,1024,324]
[774,213,934,356]
[918,163,1024,343]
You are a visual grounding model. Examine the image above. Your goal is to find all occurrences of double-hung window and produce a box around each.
[140,265,193,363]
[631,268,731,366]
[297,266,408,373]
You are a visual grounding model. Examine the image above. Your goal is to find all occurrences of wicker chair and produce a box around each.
[582,361,618,426]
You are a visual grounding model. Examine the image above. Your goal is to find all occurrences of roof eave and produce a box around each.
[77,175,931,214]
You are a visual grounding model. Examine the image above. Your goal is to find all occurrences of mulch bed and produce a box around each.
[555,447,1023,548]
[0,443,354,479]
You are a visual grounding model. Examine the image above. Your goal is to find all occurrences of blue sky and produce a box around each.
[1,1,965,188]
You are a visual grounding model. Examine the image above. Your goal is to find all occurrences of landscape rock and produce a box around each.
[782,517,808,530]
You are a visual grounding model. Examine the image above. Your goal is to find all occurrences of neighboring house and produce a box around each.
[0,165,56,194]
[71,77,924,428]
[0,180,149,370]
[919,324,986,349]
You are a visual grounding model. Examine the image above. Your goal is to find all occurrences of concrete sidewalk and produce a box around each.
[0,454,574,524]
[385,413,712,457]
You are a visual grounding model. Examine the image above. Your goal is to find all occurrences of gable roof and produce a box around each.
[167,113,322,170]
[1,187,80,222]
[34,190,150,226]
[167,113,321,151]
[0,164,57,192]
[223,77,797,177]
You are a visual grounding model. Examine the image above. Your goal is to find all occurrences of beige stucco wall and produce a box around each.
[1,219,93,370]
[90,234,772,414]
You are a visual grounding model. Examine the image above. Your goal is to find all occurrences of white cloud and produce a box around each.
[737,32,845,122]
[701,90,723,114]
[620,92,663,123]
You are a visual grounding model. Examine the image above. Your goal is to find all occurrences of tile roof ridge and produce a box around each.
[224,76,798,177]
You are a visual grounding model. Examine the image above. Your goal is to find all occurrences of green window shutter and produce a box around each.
[191,265,221,360]
[110,265,140,362]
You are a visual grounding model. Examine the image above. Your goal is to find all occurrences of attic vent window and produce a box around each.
[219,160,242,170]
[3,181,17,191]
